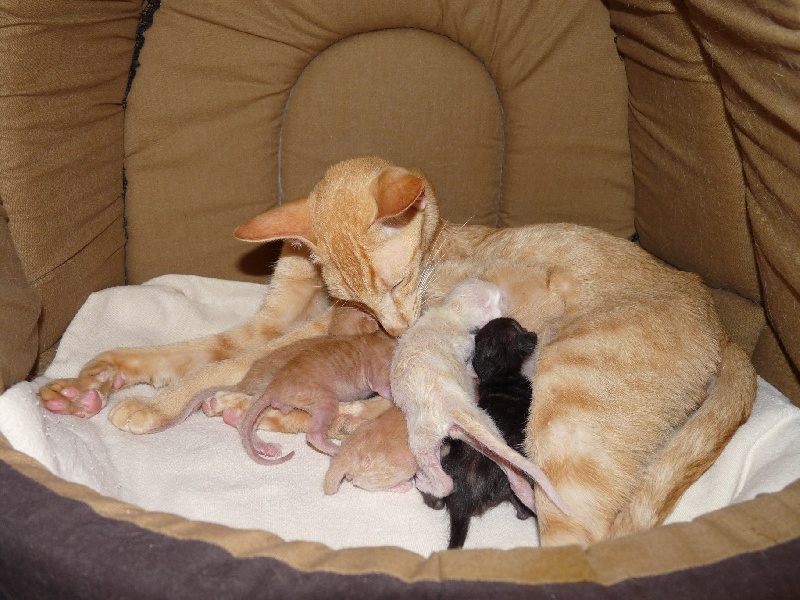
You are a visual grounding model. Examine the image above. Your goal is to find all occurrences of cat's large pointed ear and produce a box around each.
[373,167,427,226]
[233,197,316,248]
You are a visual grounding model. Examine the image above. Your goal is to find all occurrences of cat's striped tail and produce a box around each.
[608,338,757,537]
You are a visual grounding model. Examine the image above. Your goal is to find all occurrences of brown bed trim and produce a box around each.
[2,460,799,599]
[3,432,800,595]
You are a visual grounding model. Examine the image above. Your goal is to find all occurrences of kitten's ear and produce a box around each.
[373,167,427,227]
[234,197,317,248]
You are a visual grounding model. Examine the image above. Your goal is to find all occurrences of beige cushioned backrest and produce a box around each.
[682,0,800,401]
[124,0,634,284]
[610,0,800,402]
[0,0,140,364]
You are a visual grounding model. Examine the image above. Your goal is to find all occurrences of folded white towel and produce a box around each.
[1,274,798,555]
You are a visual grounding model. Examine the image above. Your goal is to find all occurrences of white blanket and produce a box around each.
[2,274,799,556]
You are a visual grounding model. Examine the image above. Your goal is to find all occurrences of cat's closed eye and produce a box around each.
[391,277,409,292]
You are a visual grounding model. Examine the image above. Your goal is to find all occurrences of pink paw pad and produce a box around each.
[201,398,218,416]
[46,399,67,413]
[44,388,103,418]
[222,408,242,427]
[113,373,125,389]
[79,389,103,415]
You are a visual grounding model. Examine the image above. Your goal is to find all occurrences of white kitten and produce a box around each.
[390,278,569,515]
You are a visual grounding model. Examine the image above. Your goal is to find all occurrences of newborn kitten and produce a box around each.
[151,306,384,436]
[390,279,568,515]
[235,329,397,464]
[324,405,418,494]
[421,317,538,549]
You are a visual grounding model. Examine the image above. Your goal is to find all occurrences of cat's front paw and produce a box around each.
[39,353,128,418]
[109,397,170,433]
[39,378,107,418]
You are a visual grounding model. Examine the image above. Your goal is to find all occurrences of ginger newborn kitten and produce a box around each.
[421,317,538,549]
[234,328,396,464]
[324,405,418,495]
[390,278,568,516]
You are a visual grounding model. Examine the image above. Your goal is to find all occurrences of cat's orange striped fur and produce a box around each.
[40,156,756,546]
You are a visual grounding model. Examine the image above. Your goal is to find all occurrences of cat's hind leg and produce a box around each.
[608,339,756,537]
[305,401,342,456]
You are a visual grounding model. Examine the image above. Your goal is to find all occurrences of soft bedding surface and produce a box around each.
[2,274,799,556]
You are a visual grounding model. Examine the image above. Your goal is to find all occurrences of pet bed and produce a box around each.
[2,0,799,597]
[2,273,799,556]
[2,275,800,596]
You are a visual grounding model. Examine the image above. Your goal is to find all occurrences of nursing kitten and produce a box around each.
[390,279,568,515]
[149,306,386,441]
[420,317,538,549]
[323,405,417,494]
[233,328,396,463]
[42,156,756,546]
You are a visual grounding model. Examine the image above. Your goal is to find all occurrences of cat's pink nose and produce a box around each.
[381,314,412,337]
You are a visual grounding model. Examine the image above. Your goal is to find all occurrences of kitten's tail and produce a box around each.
[450,405,570,515]
[608,338,756,537]
[237,392,295,466]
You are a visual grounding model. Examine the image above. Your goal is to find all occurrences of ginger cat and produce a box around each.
[40,156,756,547]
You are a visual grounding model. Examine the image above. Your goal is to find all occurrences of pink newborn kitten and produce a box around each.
[324,405,418,494]
[151,306,382,434]
[236,329,397,464]
[390,278,569,515]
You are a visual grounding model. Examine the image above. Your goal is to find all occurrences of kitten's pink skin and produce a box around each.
[222,408,243,427]
[237,331,397,465]
[390,480,414,493]
[250,437,293,464]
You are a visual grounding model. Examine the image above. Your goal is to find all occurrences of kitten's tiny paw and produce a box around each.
[39,379,105,418]
[201,391,251,417]
[221,408,243,427]
[109,398,169,433]
[254,439,283,458]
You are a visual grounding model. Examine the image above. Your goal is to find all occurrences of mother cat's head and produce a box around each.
[235,157,441,336]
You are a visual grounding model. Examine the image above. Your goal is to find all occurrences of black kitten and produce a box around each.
[421,317,539,549]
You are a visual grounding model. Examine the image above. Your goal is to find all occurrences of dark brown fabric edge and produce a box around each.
[2,460,799,600]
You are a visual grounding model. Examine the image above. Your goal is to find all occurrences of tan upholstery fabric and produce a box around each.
[0,205,40,390]
[0,0,141,357]
[683,0,800,400]
[124,0,634,284]
[608,0,761,301]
